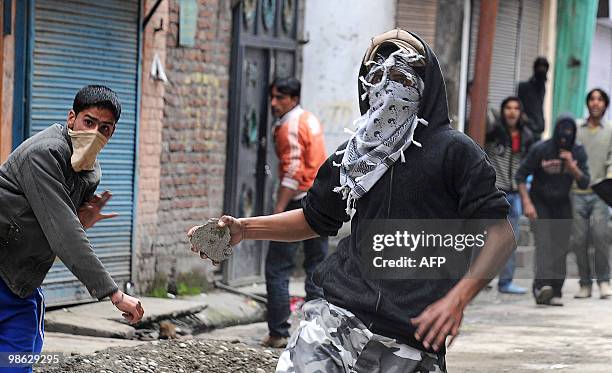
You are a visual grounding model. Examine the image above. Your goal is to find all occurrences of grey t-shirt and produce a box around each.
[574,119,612,190]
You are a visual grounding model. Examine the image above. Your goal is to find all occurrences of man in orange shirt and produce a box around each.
[262,77,328,348]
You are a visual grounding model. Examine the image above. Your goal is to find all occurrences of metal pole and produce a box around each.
[457,0,471,133]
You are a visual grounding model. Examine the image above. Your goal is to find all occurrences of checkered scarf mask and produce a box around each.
[333,49,427,216]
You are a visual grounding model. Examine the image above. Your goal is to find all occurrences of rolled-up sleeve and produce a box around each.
[18,144,118,300]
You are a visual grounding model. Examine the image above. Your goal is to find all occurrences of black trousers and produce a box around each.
[265,199,328,337]
[531,195,573,298]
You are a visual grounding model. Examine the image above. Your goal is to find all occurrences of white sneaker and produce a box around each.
[599,282,612,299]
[574,285,592,299]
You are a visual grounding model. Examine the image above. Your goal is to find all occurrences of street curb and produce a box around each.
[45,291,265,340]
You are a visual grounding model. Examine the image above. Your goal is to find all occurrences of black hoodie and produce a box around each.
[514,114,590,201]
[301,32,509,353]
[518,76,546,138]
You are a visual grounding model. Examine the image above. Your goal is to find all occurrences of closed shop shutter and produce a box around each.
[29,0,139,305]
[518,0,542,82]
[469,0,541,111]
[396,0,438,46]
[487,0,520,109]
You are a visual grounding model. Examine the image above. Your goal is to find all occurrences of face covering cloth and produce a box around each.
[333,49,427,216]
[68,128,108,172]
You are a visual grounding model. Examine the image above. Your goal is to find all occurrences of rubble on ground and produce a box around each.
[35,338,280,373]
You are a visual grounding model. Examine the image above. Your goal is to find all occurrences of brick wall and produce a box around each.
[135,0,168,291]
[136,0,232,292]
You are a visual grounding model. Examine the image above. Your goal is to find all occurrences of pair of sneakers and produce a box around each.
[534,286,563,306]
[574,282,612,299]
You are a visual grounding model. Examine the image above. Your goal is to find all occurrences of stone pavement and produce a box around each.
[447,279,612,372]
[199,279,612,372]
[42,276,612,371]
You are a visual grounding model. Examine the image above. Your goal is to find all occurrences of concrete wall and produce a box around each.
[300,0,396,155]
[136,0,232,293]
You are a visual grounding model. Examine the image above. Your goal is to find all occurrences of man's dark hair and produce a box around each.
[73,85,122,123]
[270,77,301,99]
[533,57,549,71]
[501,96,522,112]
[586,88,610,112]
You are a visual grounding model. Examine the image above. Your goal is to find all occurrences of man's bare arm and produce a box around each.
[411,219,515,352]
[188,209,318,250]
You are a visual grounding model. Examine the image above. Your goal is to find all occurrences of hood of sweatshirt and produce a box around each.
[357,29,451,138]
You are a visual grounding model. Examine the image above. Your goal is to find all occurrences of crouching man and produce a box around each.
[0,85,144,372]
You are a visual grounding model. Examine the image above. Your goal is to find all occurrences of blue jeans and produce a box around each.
[265,200,328,338]
[0,278,45,373]
[498,192,522,288]
[571,192,610,286]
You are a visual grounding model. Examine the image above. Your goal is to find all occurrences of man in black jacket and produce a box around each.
[190,29,515,372]
[518,57,549,141]
[0,85,144,368]
[515,114,590,306]
[485,96,533,294]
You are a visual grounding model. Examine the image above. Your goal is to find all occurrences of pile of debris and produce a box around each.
[35,338,280,373]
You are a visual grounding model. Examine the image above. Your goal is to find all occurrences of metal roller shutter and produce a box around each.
[518,0,541,82]
[469,0,541,111]
[396,0,438,46]
[29,0,140,306]
[488,0,520,109]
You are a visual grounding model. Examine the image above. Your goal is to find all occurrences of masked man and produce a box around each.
[516,114,590,306]
[190,29,515,372]
[0,85,144,372]
[518,57,549,141]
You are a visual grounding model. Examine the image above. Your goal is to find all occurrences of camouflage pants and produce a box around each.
[276,299,446,373]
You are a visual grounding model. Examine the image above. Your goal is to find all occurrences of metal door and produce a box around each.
[223,0,298,285]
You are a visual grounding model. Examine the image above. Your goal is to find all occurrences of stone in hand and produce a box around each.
[189,218,233,262]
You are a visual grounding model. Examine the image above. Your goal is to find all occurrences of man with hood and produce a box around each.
[518,57,549,141]
[515,114,590,306]
[485,96,534,294]
[189,29,515,372]
[0,85,144,371]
